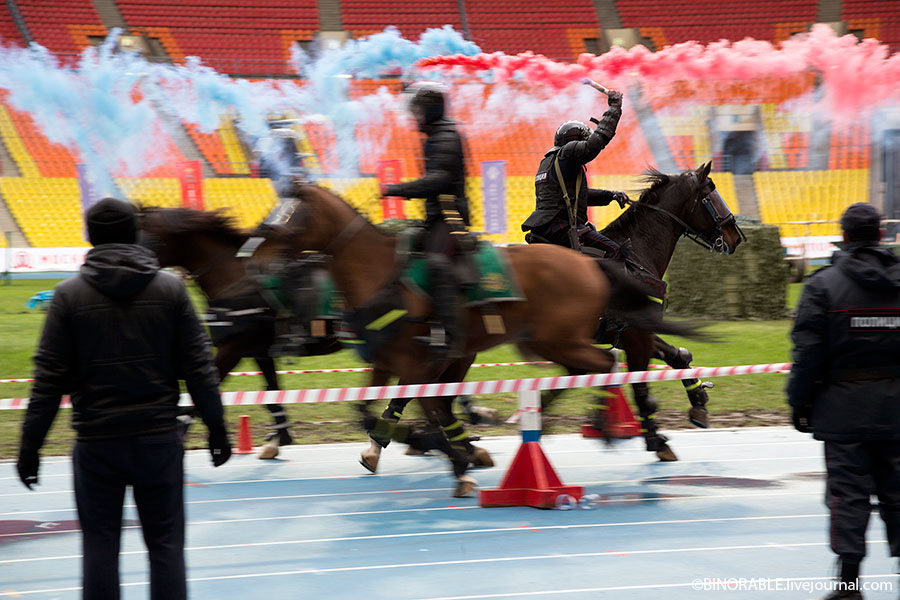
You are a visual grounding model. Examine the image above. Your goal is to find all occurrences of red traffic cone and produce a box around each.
[581,386,640,438]
[479,442,583,509]
[234,415,254,454]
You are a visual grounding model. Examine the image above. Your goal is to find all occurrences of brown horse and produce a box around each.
[138,206,343,458]
[278,182,700,496]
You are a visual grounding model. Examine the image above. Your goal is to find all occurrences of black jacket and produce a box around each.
[384,118,469,225]
[21,244,226,449]
[521,105,621,234]
[787,243,900,441]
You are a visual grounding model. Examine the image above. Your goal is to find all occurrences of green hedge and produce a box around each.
[666,224,789,319]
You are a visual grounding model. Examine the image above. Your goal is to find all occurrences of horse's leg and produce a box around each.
[653,335,713,428]
[620,330,678,462]
[255,356,294,445]
[359,368,403,473]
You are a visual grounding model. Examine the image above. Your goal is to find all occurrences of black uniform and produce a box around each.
[385,86,470,356]
[522,100,624,257]
[384,116,470,252]
[787,227,900,585]
[17,199,231,600]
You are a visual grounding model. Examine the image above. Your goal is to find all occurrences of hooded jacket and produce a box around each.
[787,243,900,441]
[21,244,225,448]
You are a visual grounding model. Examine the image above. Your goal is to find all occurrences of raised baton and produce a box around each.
[581,77,610,95]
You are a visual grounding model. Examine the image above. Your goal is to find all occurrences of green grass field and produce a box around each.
[0,277,802,458]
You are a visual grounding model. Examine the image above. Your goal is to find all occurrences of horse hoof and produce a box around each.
[468,406,500,426]
[258,441,280,460]
[453,475,477,498]
[688,405,709,429]
[360,450,380,473]
[405,447,428,456]
[656,444,679,462]
[472,446,494,468]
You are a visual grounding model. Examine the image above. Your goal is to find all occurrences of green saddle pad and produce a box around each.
[403,241,523,305]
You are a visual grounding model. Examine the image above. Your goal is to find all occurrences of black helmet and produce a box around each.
[405,81,447,125]
[554,120,590,148]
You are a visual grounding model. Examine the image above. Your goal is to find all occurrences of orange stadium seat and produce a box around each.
[843,0,900,53]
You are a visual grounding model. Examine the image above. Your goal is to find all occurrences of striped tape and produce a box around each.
[0,363,792,410]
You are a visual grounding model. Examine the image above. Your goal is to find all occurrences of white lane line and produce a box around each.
[0,513,829,564]
[0,439,823,481]
[0,454,824,497]
[0,486,825,521]
[4,541,892,596]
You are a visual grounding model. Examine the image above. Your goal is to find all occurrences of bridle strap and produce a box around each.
[324,214,367,256]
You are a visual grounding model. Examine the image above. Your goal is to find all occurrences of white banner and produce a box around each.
[781,236,841,259]
[1,247,89,272]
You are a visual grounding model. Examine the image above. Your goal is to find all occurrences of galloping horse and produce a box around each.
[277,183,701,496]
[591,162,744,458]
[138,207,343,457]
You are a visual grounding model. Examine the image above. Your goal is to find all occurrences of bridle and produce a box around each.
[627,172,746,254]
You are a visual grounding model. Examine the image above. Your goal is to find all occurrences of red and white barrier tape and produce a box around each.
[0,362,689,384]
[0,362,791,410]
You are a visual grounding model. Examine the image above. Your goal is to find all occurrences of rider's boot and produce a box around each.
[613,238,633,261]
[415,255,464,359]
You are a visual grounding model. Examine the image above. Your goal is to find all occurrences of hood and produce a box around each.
[833,244,900,292]
[80,244,160,298]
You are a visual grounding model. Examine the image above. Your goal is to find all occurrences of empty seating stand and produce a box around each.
[616,0,818,47]
[463,0,600,60]
[17,0,107,58]
[842,0,900,53]
[341,0,463,40]
[116,0,318,75]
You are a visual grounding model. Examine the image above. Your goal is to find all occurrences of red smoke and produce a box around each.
[418,25,900,113]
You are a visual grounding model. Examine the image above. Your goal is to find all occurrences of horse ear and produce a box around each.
[698,161,712,179]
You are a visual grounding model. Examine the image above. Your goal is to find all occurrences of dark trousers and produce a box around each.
[73,431,186,600]
[536,217,619,256]
[824,440,900,560]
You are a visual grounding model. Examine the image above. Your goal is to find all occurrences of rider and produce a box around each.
[521,90,630,259]
[381,81,471,358]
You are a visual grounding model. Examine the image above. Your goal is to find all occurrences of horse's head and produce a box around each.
[137,206,248,272]
[641,162,745,255]
[283,184,379,255]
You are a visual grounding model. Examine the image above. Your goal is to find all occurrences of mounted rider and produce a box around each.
[380,81,474,358]
[521,90,631,259]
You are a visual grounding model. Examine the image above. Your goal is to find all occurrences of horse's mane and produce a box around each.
[140,206,250,247]
[601,167,677,240]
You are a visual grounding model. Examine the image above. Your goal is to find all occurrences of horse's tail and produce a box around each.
[594,260,705,339]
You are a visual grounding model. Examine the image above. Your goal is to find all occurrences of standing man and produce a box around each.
[787,202,900,600]
[521,90,630,258]
[16,198,232,600]
[381,80,470,357]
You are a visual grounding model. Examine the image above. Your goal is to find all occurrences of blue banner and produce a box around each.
[481,160,506,234]
[76,164,101,241]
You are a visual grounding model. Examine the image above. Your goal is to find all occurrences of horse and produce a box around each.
[590,161,744,459]
[137,206,343,458]
[275,182,702,497]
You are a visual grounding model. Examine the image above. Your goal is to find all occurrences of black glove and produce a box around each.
[208,428,232,467]
[17,447,39,490]
[613,191,629,209]
[791,405,812,433]
[607,90,623,107]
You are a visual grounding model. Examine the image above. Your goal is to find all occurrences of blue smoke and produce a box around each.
[0,26,481,192]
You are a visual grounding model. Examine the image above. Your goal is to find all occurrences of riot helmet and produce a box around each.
[405,81,447,128]
[554,120,590,148]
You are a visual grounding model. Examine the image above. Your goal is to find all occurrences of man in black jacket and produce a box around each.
[382,81,470,357]
[521,91,630,258]
[787,202,900,600]
[16,198,231,600]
